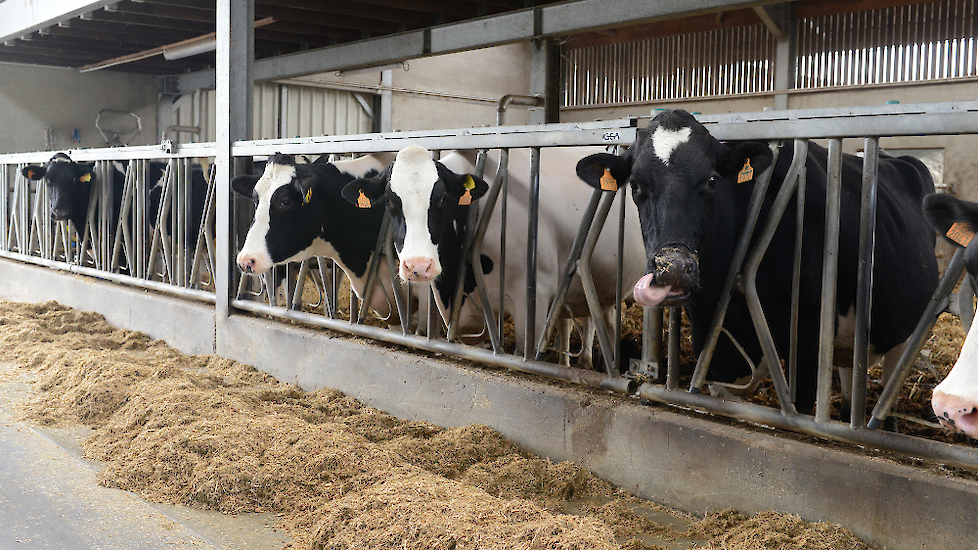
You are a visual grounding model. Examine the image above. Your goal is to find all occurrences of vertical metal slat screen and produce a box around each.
[797,0,978,88]
[562,24,776,107]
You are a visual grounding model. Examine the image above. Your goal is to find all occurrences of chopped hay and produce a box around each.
[0,300,880,550]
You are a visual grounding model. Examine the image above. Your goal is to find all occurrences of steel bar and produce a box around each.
[688,143,781,392]
[535,188,603,361]
[524,147,541,360]
[469,150,509,351]
[815,138,844,423]
[851,138,880,429]
[869,247,967,429]
[667,307,681,391]
[741,139,810,415]
[233,298,635,396]
[577,190,622,373]
[789,144,808,403]
[0,249,215,303]
[446,149,488,341]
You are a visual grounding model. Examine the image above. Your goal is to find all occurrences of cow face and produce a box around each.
[923,193,978,437]
[576,109,773,307]
[232,154,322,274]
[22,153,96,227]
[341,145,488,283]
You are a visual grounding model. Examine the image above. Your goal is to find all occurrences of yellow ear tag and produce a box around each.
[79,173,92,183]
[303,187,313,205]
[356,190,372,209]
[599,168,618,191]
[947,222,975,247]
[737,159,753,183]
[458,175,476,206]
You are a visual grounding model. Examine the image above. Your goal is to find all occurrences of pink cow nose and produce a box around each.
[933,390,978,438]
[401,258,438,282]
[238,255,257,274]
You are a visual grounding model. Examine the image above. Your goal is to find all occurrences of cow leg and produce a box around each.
[556,318,573,367]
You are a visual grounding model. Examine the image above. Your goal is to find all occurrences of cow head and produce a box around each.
[22,153,96,227]
[576,109,773,307]
[231,154,325,274]
[341,145,488,283]
[923,193,978,437]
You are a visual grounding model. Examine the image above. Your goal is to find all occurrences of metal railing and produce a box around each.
[1,106,977,468]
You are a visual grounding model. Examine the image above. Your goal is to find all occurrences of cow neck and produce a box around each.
[315,164,386,285]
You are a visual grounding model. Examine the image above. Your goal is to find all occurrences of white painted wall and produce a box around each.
[0,63,158,153]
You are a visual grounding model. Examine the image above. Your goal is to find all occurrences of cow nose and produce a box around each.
[400,257,439,282]
[933,390,978,438]
[653,246,698,286]
[51,208,70,221]
[237,255,257,274]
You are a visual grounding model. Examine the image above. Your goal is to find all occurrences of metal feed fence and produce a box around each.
[0,145,219,303]
[0,108,977,468]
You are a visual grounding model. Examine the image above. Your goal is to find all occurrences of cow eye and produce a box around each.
[274,196,294,212]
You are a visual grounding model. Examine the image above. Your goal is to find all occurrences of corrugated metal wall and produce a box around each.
[171,82,373,143]
[563,0,978,106]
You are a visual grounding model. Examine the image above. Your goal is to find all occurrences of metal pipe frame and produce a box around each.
[0,104,977,466]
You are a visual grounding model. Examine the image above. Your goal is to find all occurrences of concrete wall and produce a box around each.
[390,43,533,131]
[0,63,158,153]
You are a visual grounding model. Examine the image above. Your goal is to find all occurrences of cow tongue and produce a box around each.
[633,273,681,307]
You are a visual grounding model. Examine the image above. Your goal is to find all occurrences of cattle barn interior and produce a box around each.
[0,1,978,549]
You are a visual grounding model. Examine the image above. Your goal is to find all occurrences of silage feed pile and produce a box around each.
[0,300,876,550]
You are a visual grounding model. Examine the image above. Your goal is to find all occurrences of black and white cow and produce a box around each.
[922,193,978,437]
[342,145,647,356]
[576,109,938,413]
[22,153,206,243]
[231,152,404,320]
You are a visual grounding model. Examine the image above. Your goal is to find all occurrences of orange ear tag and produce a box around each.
[737,159,753,183]
[458,189,472,206]
[79,173,92,183]
[357,190,371,209]
[947,221,975,247]
[26,169,35,179]
[599,168,618,191]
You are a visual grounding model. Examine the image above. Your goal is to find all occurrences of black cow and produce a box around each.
[576,109,938,413]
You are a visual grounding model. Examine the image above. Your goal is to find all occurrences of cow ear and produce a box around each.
[231,174,260,197]
[341,166,390,209]
[923,193,978,248]
[22,165,46,180]
[436,163,488,206]
[576,153,631,191]
[716,142,774,184]
[75,165,95,183]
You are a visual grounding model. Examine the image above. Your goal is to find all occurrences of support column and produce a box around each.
[380,69,393,132]
[757,4,795,111]
[215,0,254,355]
[529,38,560,124]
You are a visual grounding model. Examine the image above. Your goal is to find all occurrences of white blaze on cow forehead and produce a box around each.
[652,126,692,166]
[254,162,297,198]
[389,145,441,272]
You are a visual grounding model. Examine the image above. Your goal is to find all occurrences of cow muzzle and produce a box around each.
[236,251,271,274]
[399,256,440,283]
[933,389,978,438]
[633,246,697,307]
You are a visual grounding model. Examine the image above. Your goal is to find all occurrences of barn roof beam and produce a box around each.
[0,0,119,44]
[165,0,785,94]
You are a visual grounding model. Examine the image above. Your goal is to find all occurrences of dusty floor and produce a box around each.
[0,299,878,550]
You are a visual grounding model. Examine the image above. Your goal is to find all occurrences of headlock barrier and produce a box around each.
[2,103,978,469]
